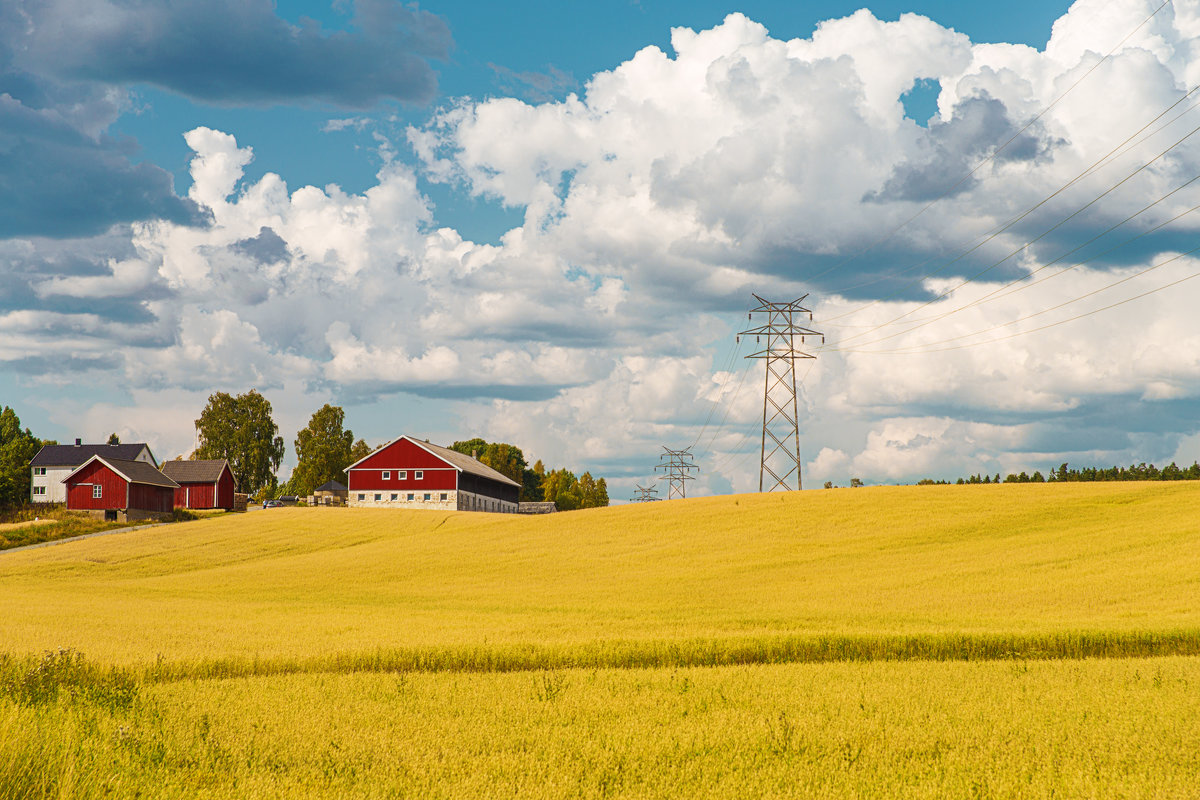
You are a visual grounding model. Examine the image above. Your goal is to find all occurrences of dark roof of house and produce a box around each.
[65,456,179,489]
[32,442,153,468]
[315,480,347,492]
[161,459,231,484]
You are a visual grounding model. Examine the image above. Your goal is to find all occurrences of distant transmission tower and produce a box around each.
[629,483,662,503]
[738,293,823,492]
[655,447,698,500]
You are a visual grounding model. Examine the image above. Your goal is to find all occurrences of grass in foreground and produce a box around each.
[3,652,1198,799]
[0,507,129,550]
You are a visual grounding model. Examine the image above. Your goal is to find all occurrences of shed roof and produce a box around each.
[32,442,153,468]
[64,456,179,489]
[315,480,347,492]
[161,459,232,484]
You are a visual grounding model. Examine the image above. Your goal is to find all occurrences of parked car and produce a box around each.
[263,499,283,508]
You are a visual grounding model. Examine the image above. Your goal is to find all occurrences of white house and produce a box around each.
[30,439,157,504]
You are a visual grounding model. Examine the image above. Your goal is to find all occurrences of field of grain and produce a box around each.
[2,482,1198,797]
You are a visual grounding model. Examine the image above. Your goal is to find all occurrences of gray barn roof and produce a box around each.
[415,439,522,487]
[315,480,347,492]
[161,459,231,484]
[32,442,153,468]
[65,456,179,489]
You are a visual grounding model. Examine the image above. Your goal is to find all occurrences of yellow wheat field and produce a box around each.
[1,482,1198,669]
[2,482,1199,798]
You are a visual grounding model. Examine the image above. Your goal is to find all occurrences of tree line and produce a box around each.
[194,392,608,510]
[918,461,1200,486]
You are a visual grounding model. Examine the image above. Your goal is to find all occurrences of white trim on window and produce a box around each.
[92,484,102,499]
[398,470,407,479]
[415,470,423,480]
[382,471,391,480]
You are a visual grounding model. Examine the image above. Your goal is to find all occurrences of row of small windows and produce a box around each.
[358,492,445,502]
[379,470,422,481]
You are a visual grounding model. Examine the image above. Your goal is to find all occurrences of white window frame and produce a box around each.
[32,486,46,495]
[357,493,365,501]
[406,493,414,501]
[398,470,407,479]
[382,471,391,480]
[390,493,397,501]
[423,493,431,501]
[414,470,423,480]
[440,493,447,501]
[33,467,46,476]
[374,493,382,501]
[92,484,102,499]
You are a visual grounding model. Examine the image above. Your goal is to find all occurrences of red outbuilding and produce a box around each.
[63,455,179,522]
[160,459,237,510]
[346,435,520,512]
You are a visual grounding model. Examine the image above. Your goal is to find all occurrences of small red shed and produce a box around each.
[160,459,237,510]
[346,435,520,512]
[63,456,179,522]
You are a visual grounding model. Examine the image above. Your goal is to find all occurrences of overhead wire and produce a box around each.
[830,118,1200,348]
[825,169,1200,352]
[821,79,1200,324]
[797,0,1174,287]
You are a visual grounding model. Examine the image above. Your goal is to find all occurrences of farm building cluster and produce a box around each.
[29,434,533,521]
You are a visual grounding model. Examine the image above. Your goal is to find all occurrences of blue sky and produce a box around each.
[4,0,1200,498]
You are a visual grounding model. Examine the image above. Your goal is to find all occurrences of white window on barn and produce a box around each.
[390,493,397,501]
[33,486,46,495]
[357,493,364,501]
[92,484,102,499]
[440,493,447,501]
[406,493,414,501]
[415,471,423,480]
[398,470,407,479]
[374,493,381,501]
[382,471,390,480]
[33,467,46,476]
[423,493,431,501]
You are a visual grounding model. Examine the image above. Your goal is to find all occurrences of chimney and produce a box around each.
[471,449,478,460]
[74,438,81,446]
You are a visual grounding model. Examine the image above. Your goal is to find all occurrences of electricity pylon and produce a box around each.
[630,483,661,502]
[737,293,823,492]
[655,447,698,500]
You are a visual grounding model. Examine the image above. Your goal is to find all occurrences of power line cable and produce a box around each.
[798,0,1174,286]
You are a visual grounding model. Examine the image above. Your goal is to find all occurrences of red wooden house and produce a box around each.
[160,459,237,510]
[63,455,179,522]
[346,436,520,512]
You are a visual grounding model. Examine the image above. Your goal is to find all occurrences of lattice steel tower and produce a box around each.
[629,483,662,503]
[738,293,823,492]
[655,447,698,500]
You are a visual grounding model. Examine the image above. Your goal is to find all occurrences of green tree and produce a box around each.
[349,439,373,464]
[522,460,546,502]
[576,472,609,508]
[0,407,42,509]
[194,390,285,494]
[541,468,581,511]
[450,438,528,485]
[106,432,121,445]
[291,404,356,496]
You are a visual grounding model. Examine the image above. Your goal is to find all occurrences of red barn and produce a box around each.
[160,459,237,510]
[346,436,520,512]
[63,456,178,522]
